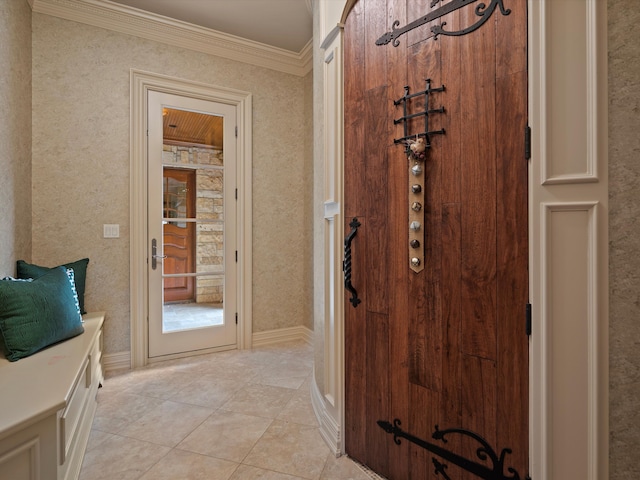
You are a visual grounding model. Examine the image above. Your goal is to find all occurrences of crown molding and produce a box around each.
[299,39,313,76]
[31,0,312,77]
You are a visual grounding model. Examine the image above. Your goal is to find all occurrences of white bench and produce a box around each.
[0,312,105,480]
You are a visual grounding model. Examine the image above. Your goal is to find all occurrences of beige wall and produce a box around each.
[303,69,315,331]
[0,0,32,276]
[31,13,313,355]
[608,0,640,478]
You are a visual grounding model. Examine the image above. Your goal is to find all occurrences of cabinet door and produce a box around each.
[0,415,58,480]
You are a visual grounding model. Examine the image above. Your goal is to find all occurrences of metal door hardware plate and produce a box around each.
[394,80,445,273]
[409,163,425,273]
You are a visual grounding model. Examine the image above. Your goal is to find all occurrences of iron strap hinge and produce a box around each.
[526,303,532,336]
[525,125,532,160]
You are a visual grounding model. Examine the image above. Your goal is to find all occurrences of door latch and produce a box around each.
[151,238,167,270]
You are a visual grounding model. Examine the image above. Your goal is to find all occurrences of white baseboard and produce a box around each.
[103,351,131,373]
[311,371,342,455]
[251,325,313,347]
[103,326,312,372]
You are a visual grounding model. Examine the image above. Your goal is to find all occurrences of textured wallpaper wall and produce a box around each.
[0,0,32,276]
[31,13,313,355]
[303,69,315,331]
[608,0,640,478]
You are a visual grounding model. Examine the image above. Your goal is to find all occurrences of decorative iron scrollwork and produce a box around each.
[432,0,511,38]
[376,0,511,47]
[378,419,523,480]
[433,458,452,480]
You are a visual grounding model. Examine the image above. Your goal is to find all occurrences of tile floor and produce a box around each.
[80,340,376,480]
[162,302,224,332]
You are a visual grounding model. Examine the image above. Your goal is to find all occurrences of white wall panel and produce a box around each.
[317,22,345,453]
[530,0,608,478]
[543,203,600,479]
[0,438,40,480]
[543,0,600,184]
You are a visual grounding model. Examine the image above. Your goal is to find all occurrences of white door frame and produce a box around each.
[130,69,253,368]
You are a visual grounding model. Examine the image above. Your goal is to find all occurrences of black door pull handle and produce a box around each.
[343,218,362,308]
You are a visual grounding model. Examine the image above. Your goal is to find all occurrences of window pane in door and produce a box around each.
[160,109,226,335]
[162,274,224,333]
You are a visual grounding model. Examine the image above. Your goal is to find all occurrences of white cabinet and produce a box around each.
[0,313,105,480]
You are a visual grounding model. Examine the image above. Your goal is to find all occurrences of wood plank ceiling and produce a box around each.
[163,108,223,149]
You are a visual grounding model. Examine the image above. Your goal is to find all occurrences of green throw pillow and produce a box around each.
[17,258,89,314]
[0,266,85,362]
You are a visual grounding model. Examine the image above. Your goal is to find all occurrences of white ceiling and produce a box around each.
[110,0,313,52]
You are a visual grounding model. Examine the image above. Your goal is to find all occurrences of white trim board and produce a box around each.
[252,326,313,347]
[102,351,131,373]
[104,324,312,373]
[30,0,312,76]
[311,371,342,455]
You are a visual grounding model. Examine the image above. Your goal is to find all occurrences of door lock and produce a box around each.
[151,238,167,270]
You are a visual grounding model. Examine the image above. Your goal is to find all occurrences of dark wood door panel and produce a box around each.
[495,67,529,475]
[163,168,196,303]
[344,1,528,479]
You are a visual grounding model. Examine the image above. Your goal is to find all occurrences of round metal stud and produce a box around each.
[411,184,422,194]
[410,239,420,249]
[411,164,423,176]
[410,221,421,232]
[411,202,422,212]
[411,257,421,267]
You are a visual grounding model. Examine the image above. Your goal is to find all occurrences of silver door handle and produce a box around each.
[151,238,166,270]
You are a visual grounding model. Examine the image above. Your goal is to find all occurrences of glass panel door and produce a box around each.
[148,92,237,358]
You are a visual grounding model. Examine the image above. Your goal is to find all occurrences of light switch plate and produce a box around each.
[103,224,120,238]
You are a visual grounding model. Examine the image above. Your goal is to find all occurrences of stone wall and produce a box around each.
[163,144,224,304]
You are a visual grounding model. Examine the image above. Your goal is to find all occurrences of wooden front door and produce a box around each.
[163,168,196,303]
[343,1,528,479]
